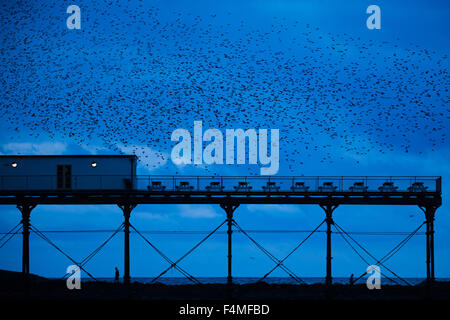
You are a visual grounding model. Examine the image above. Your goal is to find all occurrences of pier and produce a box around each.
[0,175,442,286]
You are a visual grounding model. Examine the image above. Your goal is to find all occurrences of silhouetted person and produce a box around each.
[349,273,354,286]
[114,267,119,282]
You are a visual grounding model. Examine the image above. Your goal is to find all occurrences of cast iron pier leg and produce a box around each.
[119,203,136,285]
[220,203,239,290]
[424,206,437,282]
[17,204,36,275]
[320,204,338,287]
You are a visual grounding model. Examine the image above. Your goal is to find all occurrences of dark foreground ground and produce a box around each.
[1,270,449,301]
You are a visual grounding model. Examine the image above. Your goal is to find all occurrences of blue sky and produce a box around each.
[0,0,449,280]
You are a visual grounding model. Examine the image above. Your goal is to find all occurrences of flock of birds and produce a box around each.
[0,1,448,175]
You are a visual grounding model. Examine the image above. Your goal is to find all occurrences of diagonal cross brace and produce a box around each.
[151,219,227,283]
[60,223,125,280]
[233,220,305,284]
[129,223,201,284]
[30,224,98,281]
[335,221,425,286]
[260,219,326,281]
[332,223,403,286]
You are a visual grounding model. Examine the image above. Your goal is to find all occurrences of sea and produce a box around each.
[89,277,450,286]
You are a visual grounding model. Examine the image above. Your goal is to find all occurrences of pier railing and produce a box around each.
[0,175,441,193]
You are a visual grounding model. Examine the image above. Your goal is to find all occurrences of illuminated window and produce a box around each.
[91,161,97,168]
[11,162,18,168]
